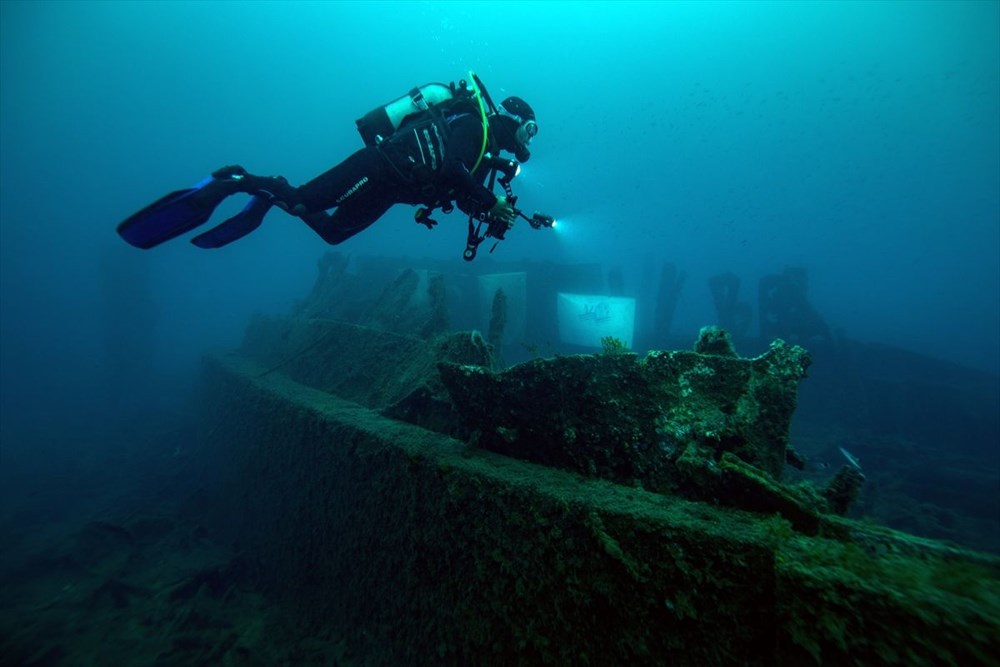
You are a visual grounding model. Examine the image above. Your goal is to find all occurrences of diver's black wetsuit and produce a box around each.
[243,114,499,245]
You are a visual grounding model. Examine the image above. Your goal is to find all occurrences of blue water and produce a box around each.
[0,3,997,662]
[1,1,997,403]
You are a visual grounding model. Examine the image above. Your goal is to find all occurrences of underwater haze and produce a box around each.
[1,1,998,408]
[1,0,999,404]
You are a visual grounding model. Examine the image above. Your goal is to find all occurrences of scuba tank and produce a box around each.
[358,77,484,204]
[356,82,466,146]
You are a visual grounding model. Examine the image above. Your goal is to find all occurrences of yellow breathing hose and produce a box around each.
[468,70,489,173]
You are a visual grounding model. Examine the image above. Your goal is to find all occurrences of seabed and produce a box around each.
[2,254,998,666]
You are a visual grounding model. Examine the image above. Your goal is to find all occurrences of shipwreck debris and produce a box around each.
[437,326,832,524]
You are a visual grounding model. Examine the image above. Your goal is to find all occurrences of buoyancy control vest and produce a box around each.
[378,114,450,196]
[355,75,492,183]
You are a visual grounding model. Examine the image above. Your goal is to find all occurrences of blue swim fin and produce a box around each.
[190,196,272,249]
[117,166,249,249]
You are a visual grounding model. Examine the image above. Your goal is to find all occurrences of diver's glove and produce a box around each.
[414,207,438,230]
[487,196,516,227]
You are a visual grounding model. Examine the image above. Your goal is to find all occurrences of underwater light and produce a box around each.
[528,212,556,229]
[548,218,573,238]
[543,215,594,242]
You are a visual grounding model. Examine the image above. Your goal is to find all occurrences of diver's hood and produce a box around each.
[496,96,536,163]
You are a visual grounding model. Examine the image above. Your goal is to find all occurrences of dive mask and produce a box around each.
[516,119,538,147]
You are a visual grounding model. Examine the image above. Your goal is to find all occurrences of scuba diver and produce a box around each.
[118,73,553,261]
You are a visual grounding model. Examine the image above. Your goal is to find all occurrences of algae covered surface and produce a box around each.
[2,312,997,666]
[438,332,810,491]
[4,261,996,666]
[182,261,1000,665]
[188,352,1000,666]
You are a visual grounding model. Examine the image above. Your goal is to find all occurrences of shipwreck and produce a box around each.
[193,253,1000,666]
